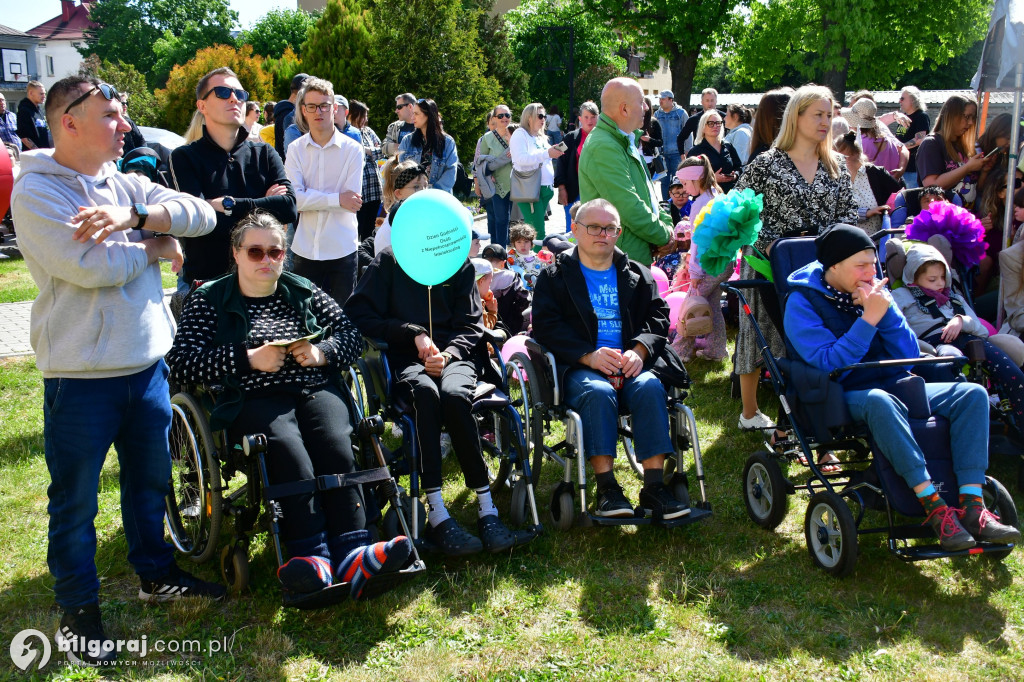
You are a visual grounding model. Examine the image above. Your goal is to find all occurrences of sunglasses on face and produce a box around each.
[302,102,333,114]
[395,102,410,111]
[203,86,249,102]
[495,113,511,119]
[63,83,123,114]
[579,223,622,237]
[706,121,723,128]
[243,246,285,263]
[537,113,546,119]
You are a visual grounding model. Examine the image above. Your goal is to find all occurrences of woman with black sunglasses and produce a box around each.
[510,102,565,243]
[397,98,459,193]
[476,104,515,246]
[167,211,410,598]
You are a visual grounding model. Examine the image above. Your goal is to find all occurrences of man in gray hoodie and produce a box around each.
[10,75,222,666]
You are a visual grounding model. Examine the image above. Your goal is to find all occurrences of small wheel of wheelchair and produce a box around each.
[509,478,529,526]
[983,476,1019,561]
[382,495,426,540]
[507,353,544,486]
[166,393,222,563]
[667,473,691,508]
[743,451,788,530]
[220,544,249,595]
[550,488,575,530]
[804,491,858,577]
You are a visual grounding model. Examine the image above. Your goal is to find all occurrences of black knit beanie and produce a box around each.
[815,224,875,270]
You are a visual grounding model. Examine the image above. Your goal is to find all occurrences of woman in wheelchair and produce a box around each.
[784,224,1020,550]
[532,198,689,521]
[167,210,411,597]
[344,246,525,556]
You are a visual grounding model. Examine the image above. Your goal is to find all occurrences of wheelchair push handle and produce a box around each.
[829,354,964,379]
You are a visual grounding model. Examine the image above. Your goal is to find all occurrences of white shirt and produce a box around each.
[510,127,554,186]
[285,129,364,260]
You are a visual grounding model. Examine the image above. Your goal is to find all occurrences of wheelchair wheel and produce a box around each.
[743,451,788,530]
[550,487,575,531]
[509,477,529,526]
[983,476,1019,561]
[166,393,222,563]
[506,353,543,486]
[804,491,858,577]
[220,543,249,595]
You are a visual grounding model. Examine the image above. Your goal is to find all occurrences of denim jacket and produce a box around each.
[398,132,459,193]
[653,105,688,156]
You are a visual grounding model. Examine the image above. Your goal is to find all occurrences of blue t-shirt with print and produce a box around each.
[580,263,621,350]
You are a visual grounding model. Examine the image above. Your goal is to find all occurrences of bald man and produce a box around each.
[578,78,671,263]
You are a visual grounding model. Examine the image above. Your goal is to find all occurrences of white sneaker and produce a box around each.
[738,410,775,431]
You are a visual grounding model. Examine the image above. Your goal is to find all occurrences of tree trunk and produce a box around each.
[820,11,850,101]
[669,46,700,109]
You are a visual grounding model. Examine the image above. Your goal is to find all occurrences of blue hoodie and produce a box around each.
[784,260,920,389]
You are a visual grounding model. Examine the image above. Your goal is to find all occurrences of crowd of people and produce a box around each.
[7,64,1024,667]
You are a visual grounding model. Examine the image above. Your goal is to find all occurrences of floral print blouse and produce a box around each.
[735,147,858,251]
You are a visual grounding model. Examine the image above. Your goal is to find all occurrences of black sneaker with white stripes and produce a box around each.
[139,563,227,602]
[55,602,117,666]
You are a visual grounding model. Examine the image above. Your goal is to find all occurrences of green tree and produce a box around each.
[366,0,501,164]
[154,44,272,135]
[240,8,318,59]
[472,0,530,113]
[263,47,304,101]
[79,55,160,126]
[504,0,625,119]
[83,0,238,90]
[898,40,986,91]
[583,0,740,105]
[728,0,990,98]
[299,0,373,103]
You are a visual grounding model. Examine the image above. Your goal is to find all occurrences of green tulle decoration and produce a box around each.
[693,188,764,277]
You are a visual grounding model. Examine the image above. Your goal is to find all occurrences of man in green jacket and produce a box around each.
[578,77,672,263]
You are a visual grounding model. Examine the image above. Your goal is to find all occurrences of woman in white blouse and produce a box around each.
[510,102,564,242]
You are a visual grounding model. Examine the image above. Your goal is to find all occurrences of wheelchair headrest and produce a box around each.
[769,237,819,304]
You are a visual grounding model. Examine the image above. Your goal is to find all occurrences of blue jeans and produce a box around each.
[487,193,512,248]
[902,170,918,189]
[562,203,572,233]
[44,360,175,608]
[546,130,563,146]
[564,368,674,460]
[844,381,988,490]
[660,152,681,200]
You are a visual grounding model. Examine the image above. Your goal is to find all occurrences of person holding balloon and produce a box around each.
[345,189,526,556]
[672,156,729,362]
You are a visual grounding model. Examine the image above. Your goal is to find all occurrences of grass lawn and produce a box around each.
[1,347,1022,680]
[0,258,177,303]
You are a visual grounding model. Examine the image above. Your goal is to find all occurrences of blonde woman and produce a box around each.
[510,102,564,243]
[732,84,857,435]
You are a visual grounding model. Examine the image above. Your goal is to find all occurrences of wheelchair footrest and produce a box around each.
[583,506,712,528]
[890,542,1014,563]
[282,560,426,609]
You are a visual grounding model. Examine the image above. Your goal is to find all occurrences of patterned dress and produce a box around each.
[732,148,858,374]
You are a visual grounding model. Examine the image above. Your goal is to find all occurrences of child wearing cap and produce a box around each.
[483,243,531,335]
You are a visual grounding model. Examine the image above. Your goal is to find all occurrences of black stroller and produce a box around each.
[722,237,1018,577]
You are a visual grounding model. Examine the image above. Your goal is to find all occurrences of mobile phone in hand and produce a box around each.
[554,141,568,152]
[984,145,1002,159]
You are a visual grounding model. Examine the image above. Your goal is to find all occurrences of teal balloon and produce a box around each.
[390,189,473,286]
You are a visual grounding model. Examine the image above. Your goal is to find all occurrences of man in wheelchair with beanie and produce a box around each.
[784,223,1020,550]
[532,198,690,520]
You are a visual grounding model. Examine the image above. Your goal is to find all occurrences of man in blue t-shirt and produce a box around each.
[532,198,689,521]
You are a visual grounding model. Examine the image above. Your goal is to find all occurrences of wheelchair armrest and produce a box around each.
[480,326,508,348]
[365,337,389,352]
[827,356,962,376]
[917,339,937,355]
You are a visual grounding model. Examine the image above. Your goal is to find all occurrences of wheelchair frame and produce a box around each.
[164,384,426,608]
[723,236,1018,577]
[504,338,713,530]
[347,336,544,548]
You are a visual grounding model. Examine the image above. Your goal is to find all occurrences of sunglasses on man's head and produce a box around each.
[244,246,285,263]
[203,86,249,102]
[63,83,123,114]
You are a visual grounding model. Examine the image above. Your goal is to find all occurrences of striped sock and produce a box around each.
[335,536,413,600]
[425,487,450,527]
[475,486,497,518]
[277,556,333,594]
[916,483,947,516]
[959,484,984,511]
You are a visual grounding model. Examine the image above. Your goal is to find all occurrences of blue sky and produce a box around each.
[5,0,297,33]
